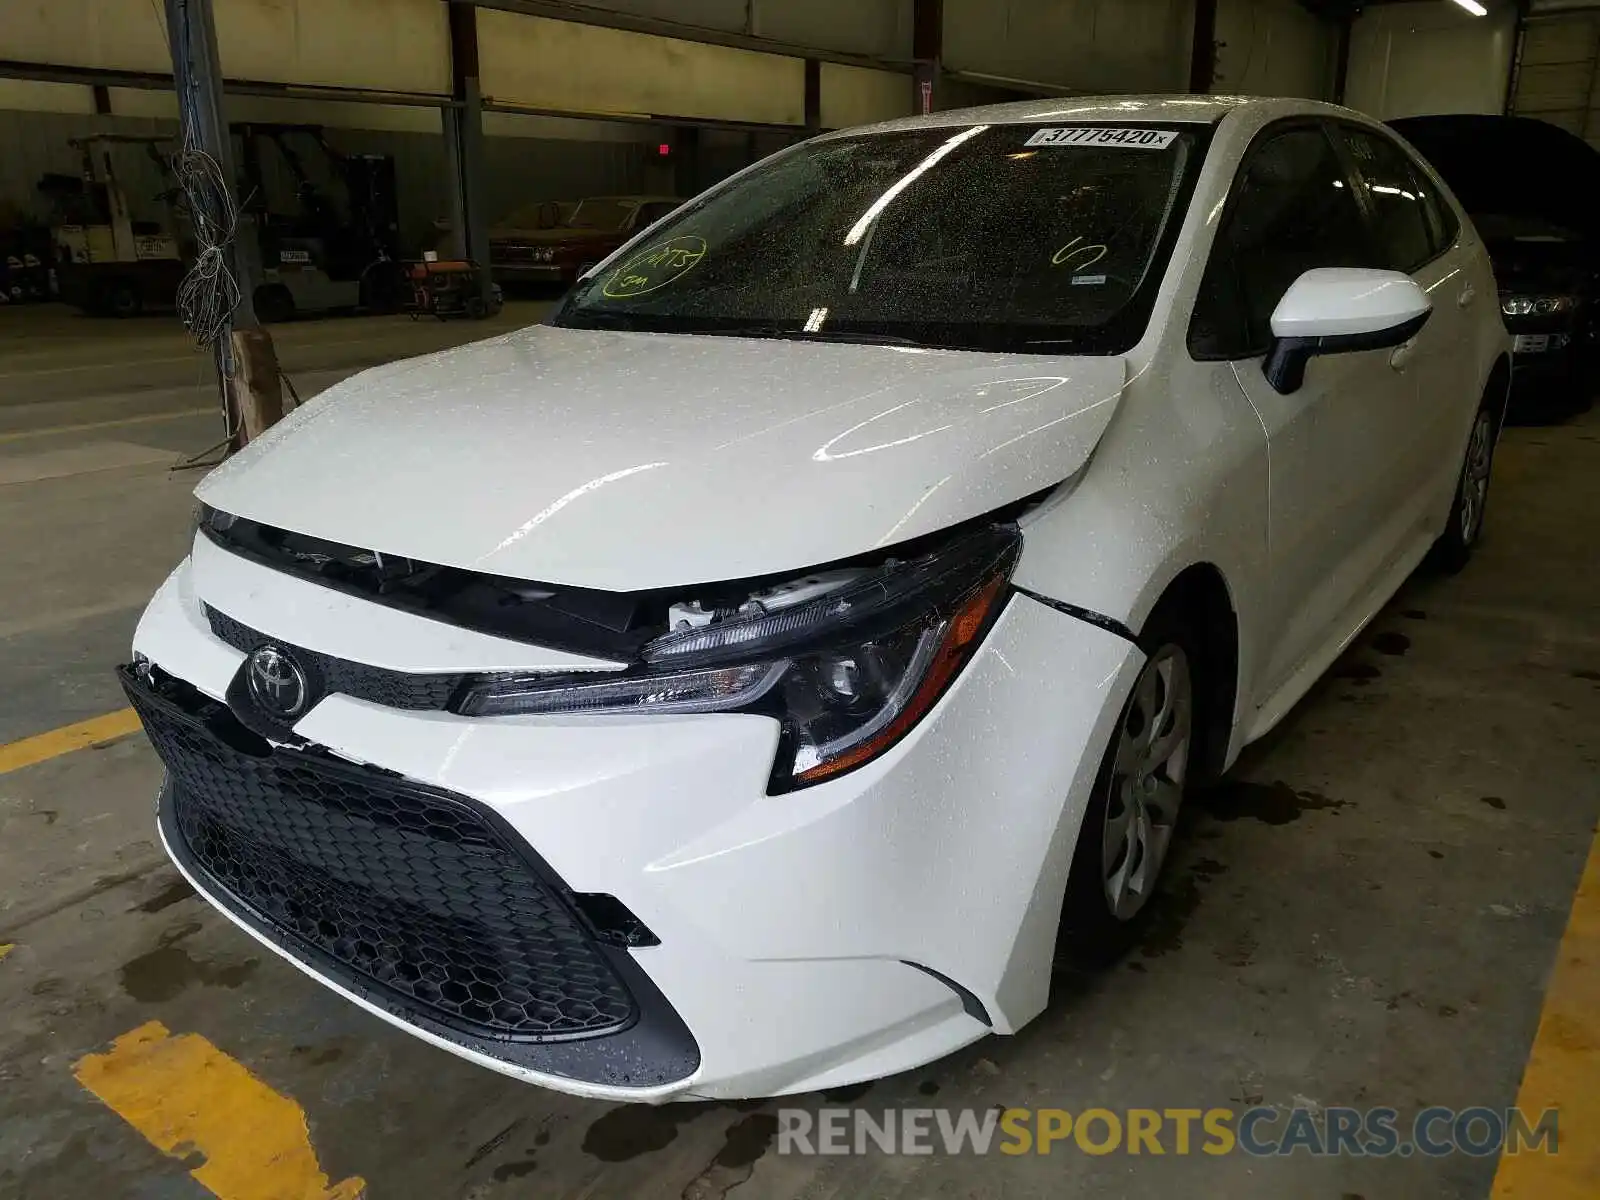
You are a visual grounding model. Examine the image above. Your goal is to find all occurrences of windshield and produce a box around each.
[497,200,577,231]
[563,199,635,231]
[551,123,1206,354]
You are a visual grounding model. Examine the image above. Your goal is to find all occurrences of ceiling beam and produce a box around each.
[458,0,915,74]
[0,58,456,108]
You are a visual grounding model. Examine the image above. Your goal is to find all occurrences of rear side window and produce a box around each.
[1409,164,1460,254]
[1190,124,1381,360]
[1338,126,1445,272]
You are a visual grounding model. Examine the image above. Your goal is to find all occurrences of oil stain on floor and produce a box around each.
[1205,780,1352,826]
[1371,631,1411,656]
[119,922,258,1003]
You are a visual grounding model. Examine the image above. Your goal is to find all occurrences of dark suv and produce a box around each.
[1391,115,1599,416]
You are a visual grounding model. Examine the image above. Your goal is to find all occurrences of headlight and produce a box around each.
[194,503,237,539]
[458,525,1022,790]
[1502,294,1575,317]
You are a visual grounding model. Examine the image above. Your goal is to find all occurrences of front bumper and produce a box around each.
[129,545,1141,1100]
[490,262,568,283]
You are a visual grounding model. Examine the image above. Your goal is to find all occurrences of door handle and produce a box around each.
[1390,339,1417,371]
[1458,284,1477,309]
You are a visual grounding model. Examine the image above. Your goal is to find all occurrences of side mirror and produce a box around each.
[1264,268,1433,394]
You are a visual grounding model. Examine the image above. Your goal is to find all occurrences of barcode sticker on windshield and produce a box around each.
[1025,127,1180,149]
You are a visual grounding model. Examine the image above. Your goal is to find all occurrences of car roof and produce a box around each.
[832,94,1356,138]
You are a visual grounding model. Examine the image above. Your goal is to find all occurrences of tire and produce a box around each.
[107,280,142,318]
[254,284,295,324]
[464,294,488,320]
[1056,601,1200,968]
[1430,402,1496,574]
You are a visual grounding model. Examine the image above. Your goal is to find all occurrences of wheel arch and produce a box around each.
[1486,352,1512,432]
[1139,562,1241,786]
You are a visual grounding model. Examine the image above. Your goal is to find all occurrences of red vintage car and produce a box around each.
[490,195,683,288]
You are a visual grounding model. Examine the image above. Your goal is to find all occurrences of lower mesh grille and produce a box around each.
[126,673,637,1042]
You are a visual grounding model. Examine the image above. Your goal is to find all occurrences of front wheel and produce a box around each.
[254,283,295,325]
[106,280,142,318]
[1057,612,1196,968]
[1431,404,1495,574]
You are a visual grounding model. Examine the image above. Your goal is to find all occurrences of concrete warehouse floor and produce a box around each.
[0,303,1597,1200]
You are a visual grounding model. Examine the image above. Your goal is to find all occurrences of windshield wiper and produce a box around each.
[729,326,930,348]
[555,314,937,347]
[556,309,643,330]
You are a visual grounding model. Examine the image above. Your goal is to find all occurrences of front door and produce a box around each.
[1336,121,1485,530]
[1190,121,1421,706]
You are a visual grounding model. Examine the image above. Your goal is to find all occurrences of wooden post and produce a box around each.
[229,328,286,437]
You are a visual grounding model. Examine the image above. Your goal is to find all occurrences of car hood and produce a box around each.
[196,324,1127,591]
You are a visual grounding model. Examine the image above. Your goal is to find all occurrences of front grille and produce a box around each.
[206,606,466,712]
[125,673,638,1042]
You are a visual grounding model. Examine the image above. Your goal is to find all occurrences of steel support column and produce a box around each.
[164,0,257,327]
[1504,0,1533,116]
[1190,0,1219,94]
[164,0,287,449]
[446,2,492,301]
[673,126,701,197]
[1332,11,1353,105]
[913,0,943,114]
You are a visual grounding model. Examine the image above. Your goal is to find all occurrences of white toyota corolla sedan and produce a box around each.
[124,95,1510,1102]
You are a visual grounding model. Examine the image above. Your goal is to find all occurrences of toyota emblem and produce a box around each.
[246,645,310,719]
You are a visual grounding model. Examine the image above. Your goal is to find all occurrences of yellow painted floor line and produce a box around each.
[74,1021,365,1200]
[1491,828,1600,1198]
[0,708,143,776]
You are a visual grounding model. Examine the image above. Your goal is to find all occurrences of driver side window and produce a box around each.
[1190,124,1382,361]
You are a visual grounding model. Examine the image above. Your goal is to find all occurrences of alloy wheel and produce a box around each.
[1460,411,1493,546]
[1102,645,1192,922]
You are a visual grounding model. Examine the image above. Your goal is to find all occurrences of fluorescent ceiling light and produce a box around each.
[1448,0,1488,16]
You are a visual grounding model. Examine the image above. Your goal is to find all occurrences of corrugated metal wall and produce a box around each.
[6,0,450,94]
[517,0,913,59]
[1214,0,1336,100]
[943,0,1193,93]
[1511,11,1600,150]
[1346,1,1518,119]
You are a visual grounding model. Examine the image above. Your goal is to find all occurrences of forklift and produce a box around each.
[233,123,405,321]
[44,135,186,317]
[43,125,404,320]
